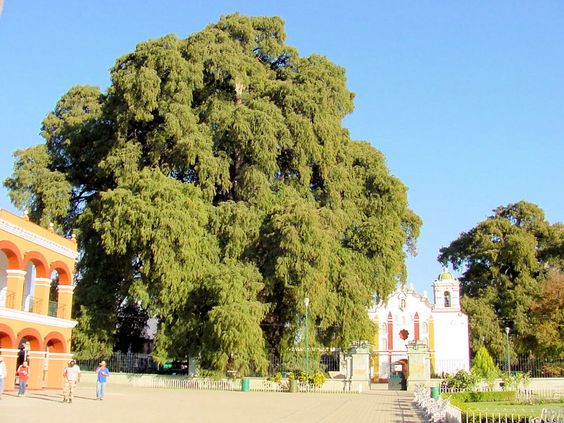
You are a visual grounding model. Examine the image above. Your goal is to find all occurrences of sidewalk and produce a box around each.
[0,384,427,423]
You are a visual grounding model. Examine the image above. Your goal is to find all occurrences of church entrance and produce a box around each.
[388,359,408,390]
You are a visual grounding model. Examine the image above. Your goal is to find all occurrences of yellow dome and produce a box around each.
[438,269,454,280]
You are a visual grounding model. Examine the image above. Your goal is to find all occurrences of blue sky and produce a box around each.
[0,1,562,295]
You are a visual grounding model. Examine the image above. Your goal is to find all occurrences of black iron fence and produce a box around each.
[264,351,341,376]
[74,351,563,378]
[494,356,564,378]
[75,351,342,376]
[76,351,160,373]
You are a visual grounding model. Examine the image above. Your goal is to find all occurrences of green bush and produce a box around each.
[500,371,529,391]
[308,370,326,388]
[541,364,564,377]
[471,346,499,384]
[445,370,479,390]
[443,391,516,406]
[288,370,326,388]
[267,372,283,384]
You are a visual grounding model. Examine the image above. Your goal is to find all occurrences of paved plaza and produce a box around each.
[0,383,427,423]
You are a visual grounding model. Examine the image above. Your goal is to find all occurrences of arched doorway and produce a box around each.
[44,331,67,388]
[16,328,44,390]
[0,323,16,349]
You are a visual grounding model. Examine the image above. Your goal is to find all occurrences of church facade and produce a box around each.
[368,270,470,382]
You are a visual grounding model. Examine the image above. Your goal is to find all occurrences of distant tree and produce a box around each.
[5,14,420,374]
[529,268,564,356]
[439,201,563,359]
[114,299,150,353]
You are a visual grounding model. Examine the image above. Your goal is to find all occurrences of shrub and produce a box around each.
[308,370,326,388]
[500,371,529,391]
[267,372,282,384]
[443,391,516,406]
[471,346,499,384]
[446,370,479,390]
[542,364,564,377]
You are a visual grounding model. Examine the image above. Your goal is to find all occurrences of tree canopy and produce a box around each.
[5,14,420,375]
[439,201,563,359]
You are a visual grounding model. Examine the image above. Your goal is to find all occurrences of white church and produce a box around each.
[368,269,470,382]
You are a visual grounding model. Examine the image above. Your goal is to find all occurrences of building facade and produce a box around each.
[0,209,78,390]
[368,270,470,382]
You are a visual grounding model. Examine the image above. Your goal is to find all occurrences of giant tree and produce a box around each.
[5,14,420,374]
[439,201,563,359]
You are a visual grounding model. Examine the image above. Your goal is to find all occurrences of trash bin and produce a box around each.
[241,378,250,392]
[431,386,440,399]
[289,379,298,393]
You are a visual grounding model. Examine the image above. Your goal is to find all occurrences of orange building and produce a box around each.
[0,209,78,390]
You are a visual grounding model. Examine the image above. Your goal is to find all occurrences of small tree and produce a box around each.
[471,346,499,387]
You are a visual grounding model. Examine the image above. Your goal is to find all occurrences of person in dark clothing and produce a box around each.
[17,344,27,368]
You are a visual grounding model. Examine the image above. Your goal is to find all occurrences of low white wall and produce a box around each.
[426,377,564,390]
[80,371,182,386]
[80,372,564,393]
[80,372,366,392]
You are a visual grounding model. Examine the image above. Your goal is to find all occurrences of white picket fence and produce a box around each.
[416,385,564,423]
[128,376,360,394]
[134,377,241,391]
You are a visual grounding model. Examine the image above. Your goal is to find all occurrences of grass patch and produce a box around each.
[462,401,545,417]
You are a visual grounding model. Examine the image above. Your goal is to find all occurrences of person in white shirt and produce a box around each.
[62,360,81,403]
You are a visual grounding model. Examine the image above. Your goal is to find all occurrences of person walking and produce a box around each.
[95,360,110,400]
[0,356,7,399]
[62,360,81,403]
[17,360,30,397]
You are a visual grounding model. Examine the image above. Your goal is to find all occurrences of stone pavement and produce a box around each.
[0,384,427,423]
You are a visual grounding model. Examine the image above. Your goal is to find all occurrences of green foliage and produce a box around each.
[530,269,564,356]
[541,364,564,377]
[309,370,326,388]
[471,346,499,383]
[500,371,529,391]
[294,370,325,387]
[445,370,479,390]
[267,371,283,384]
[439,201,564,358]
[444,390,516,405]
[114,299,150,353]
[70,305,114,360]
[4,14,420,374]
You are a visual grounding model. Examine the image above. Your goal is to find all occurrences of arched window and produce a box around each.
[48,271,59,317]
[422,322,428,334]
[444,291,451,308]
[0,252,7,307]
[22,262,36,311]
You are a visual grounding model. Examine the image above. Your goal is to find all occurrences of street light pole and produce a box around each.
[504,327,510,374]
[304,297,310,376]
